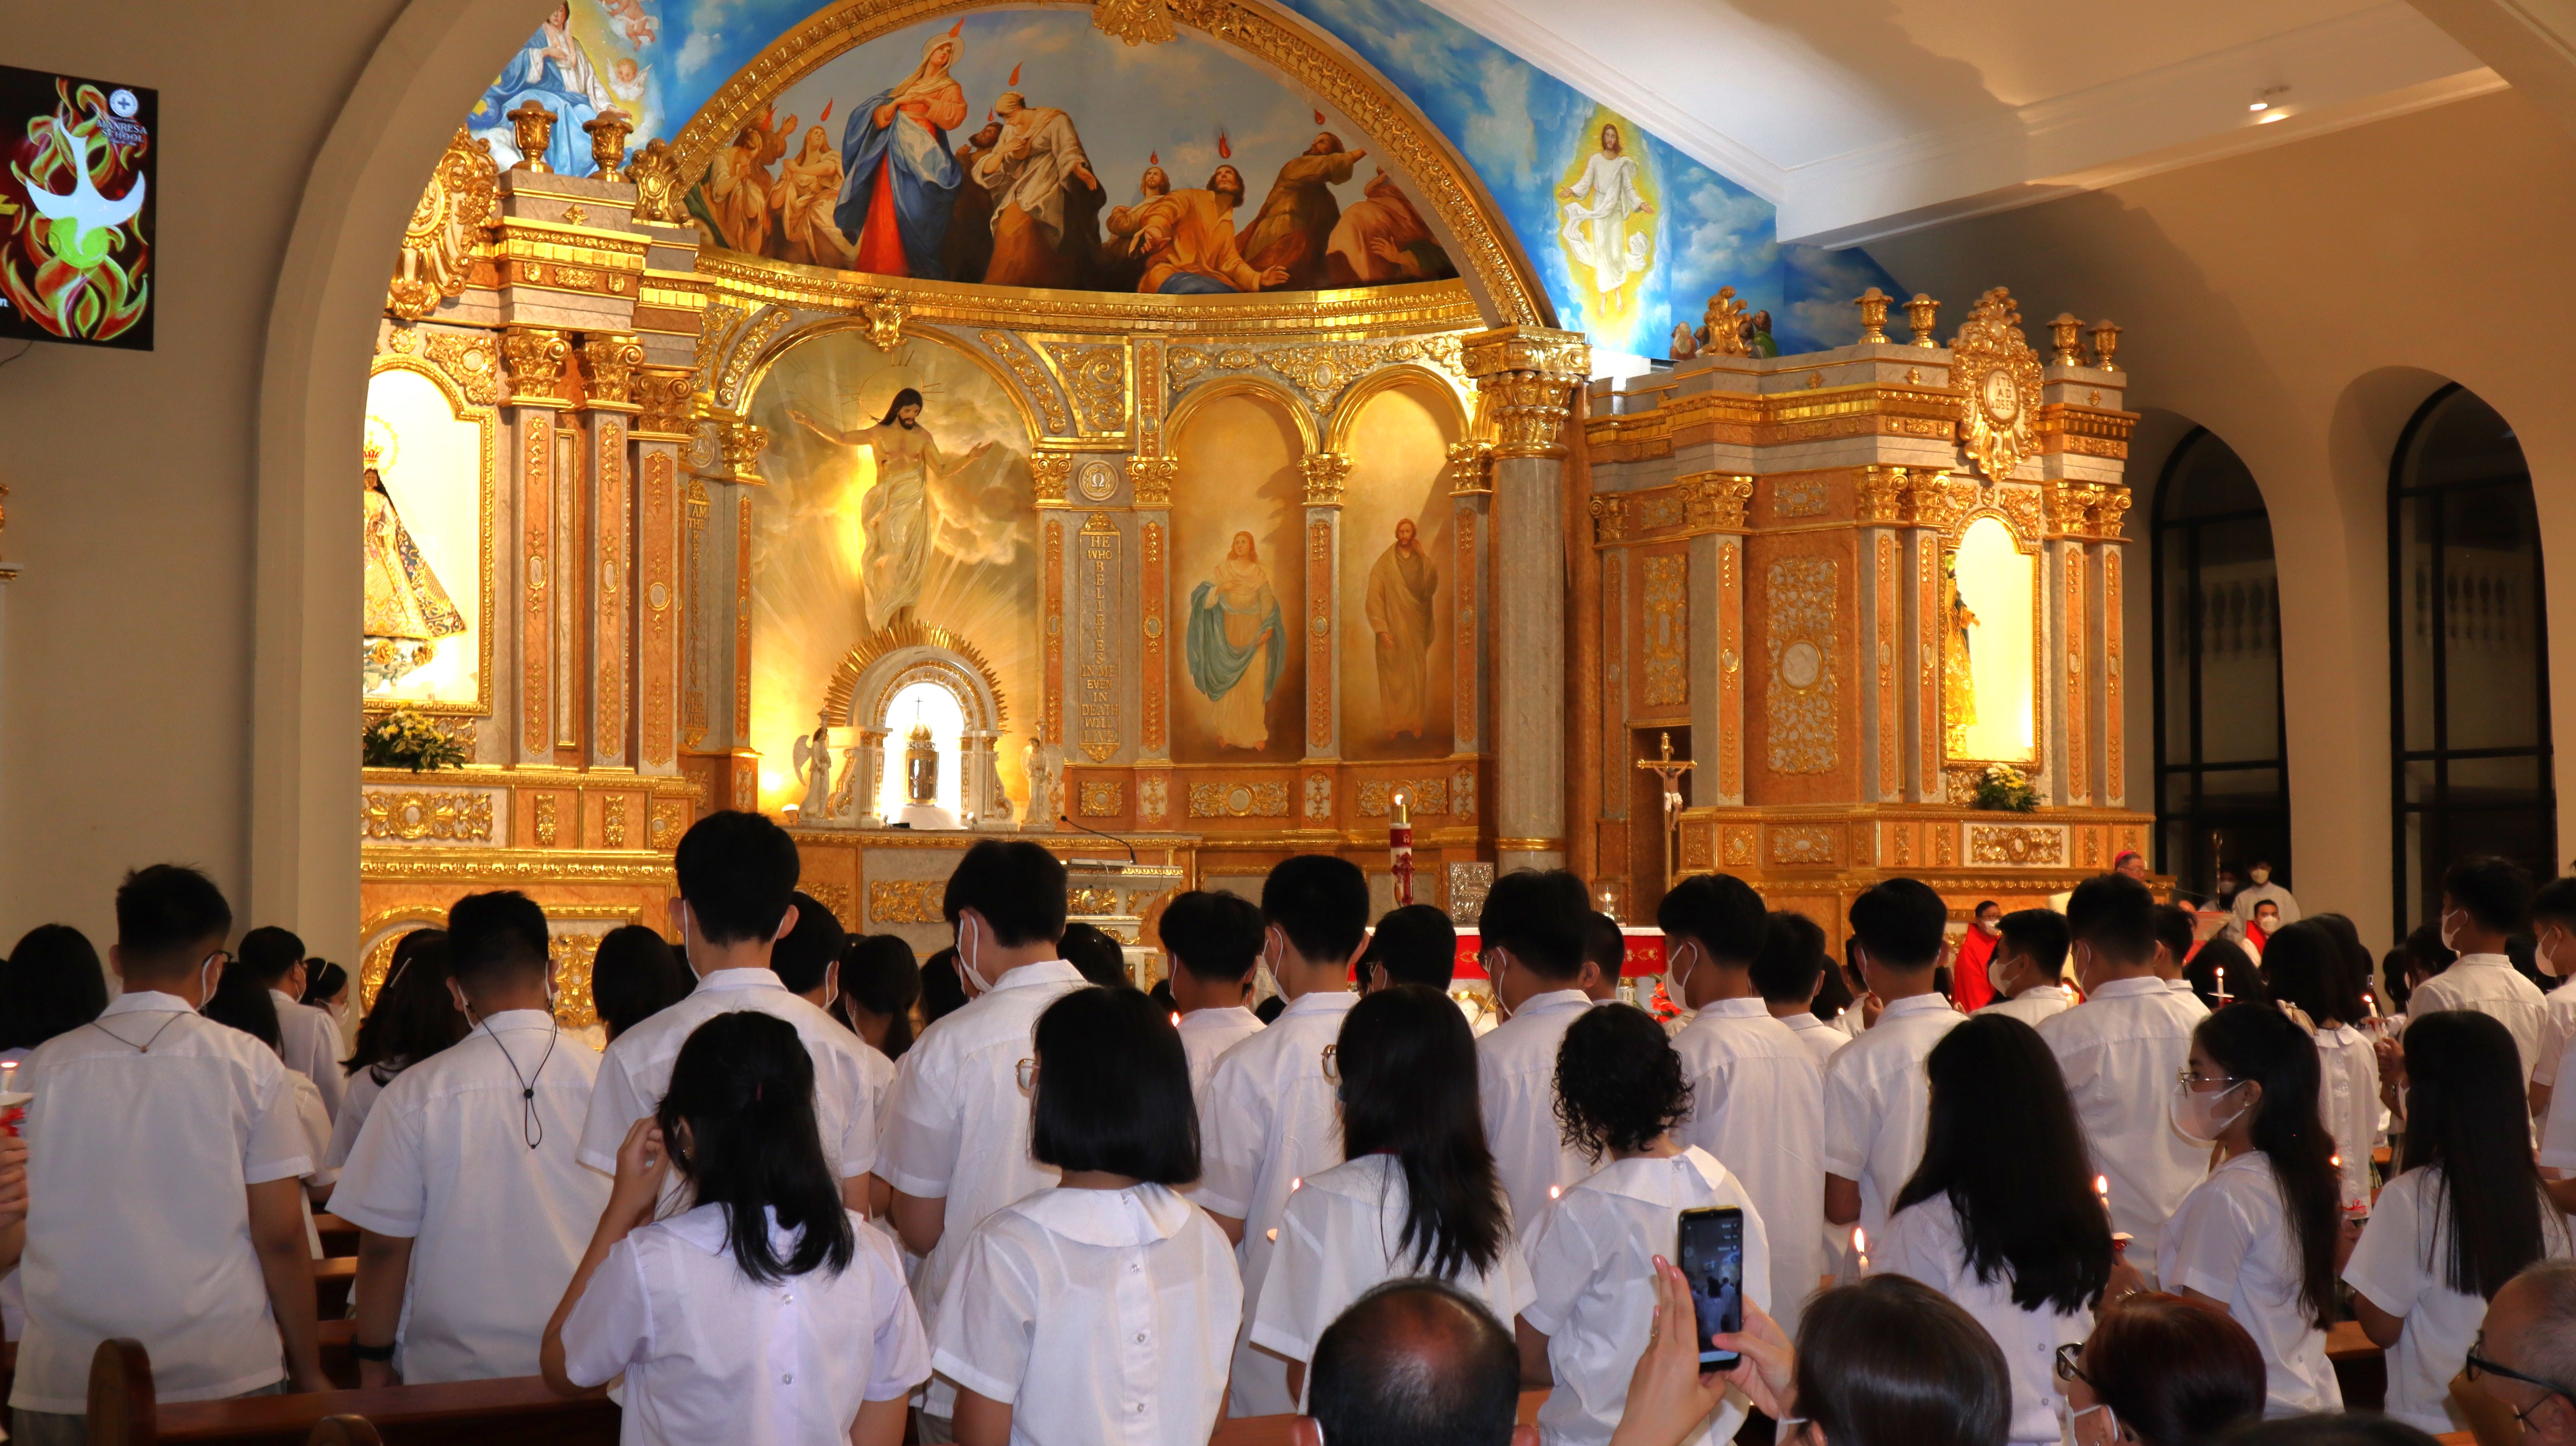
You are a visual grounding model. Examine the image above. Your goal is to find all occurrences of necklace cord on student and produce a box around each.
[480,1012,560,1150]
[83,1013,186,1054]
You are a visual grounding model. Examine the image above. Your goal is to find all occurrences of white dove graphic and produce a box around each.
[17,158,146,247]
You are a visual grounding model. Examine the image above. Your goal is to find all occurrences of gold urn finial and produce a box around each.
[2049,313,2084,365]
[1905,293,1941,347]
[584,109,635,181]
[1854,287,1892,345]
[505,100,559,173]
[2089,318,2123,373]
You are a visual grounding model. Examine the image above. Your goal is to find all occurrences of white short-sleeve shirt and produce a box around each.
[1777,1011,1848,1071]
[327,1063,395,1171]
[2167,977,2213,1018]
[1875,1197,2091,1444]
[288,1068,337,1189]
[1978,984,2071,1028]
[2038,976,2207,1263]
[560,1204,928,1446]
[1820,993,1962,1241]
[929,1185,1240,1446]
[2530,985,2576,1089]
[1671,999,1826,1330]
[8,993,315,1413]
[1176,1006,1262,1101]
[579,967,884,1181]
[2406,957,2548,1084]
[330,1010,611,1383]
[1248,1154,1533,1402]
[1522,1148,1770,1446]
[2313,1024,2381,1211]
[271,988,347,1121]
[1477,988,1598,1231]
[878,959,1088,1416]
[2344,1165,2573,1433]
[2157,1151,2342,1416]
[1194,987,1356,1416]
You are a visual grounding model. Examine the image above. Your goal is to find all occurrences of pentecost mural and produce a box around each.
[0,67,154,347]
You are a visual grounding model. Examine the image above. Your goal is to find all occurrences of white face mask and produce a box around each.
[1987,954,2014,996]
[2250,869,2270,885]
[957,914,996,994]
[1665,941,1698,1007]
[1976,916,2001,937]
[2172,1077,2251,1143]
[2539,927,2571,978]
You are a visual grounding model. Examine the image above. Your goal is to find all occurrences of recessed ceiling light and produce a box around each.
[2250,85,2289,114]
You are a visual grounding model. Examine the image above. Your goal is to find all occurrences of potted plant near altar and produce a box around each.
[363,706,468,772]
[1971,762,2038,812]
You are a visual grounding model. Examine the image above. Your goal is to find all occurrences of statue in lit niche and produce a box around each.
[1942,548,1980,754]
[361,456,467,692]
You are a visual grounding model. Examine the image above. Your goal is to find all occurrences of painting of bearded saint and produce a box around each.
[1185,532,1284,749]
[836,26,969,279]
[790,386,992,629]
[362,467,467,689]
[1366,518,1439,738]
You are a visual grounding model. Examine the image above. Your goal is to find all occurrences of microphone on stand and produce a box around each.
[1059,812,1138,866]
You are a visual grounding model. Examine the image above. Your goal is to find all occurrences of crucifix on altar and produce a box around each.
[1635,732,1696,891]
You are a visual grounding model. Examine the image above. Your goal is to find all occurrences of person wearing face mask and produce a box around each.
[2038,873,2208,1279]
[2400,857,2546,1087]
[333,890,609,1387]
[1196,854,1371,1417]
[2151,904,2211,1017]
[1471,869,1604,1239]
[1976,909,2073,1027]
[771,890,897,1219]
[2160,1004,2348,1415]
[2231,862,2299,928]
[1663,874,1825,1334]
[2057,1293,2267,1446]
[1820,878,1962,1244]
[1951,902,2004,1013]
[2521,878,2576,1128]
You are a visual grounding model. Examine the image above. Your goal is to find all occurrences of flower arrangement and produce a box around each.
[363,707,468,772]
[1971,762,2038,812]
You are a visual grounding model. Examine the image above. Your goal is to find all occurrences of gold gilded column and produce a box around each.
[1033,453,1073,750]
[582,333,644,767]
[632,365,692,775]
[1301,453,1349,758]
[502,326,572,762]
[1465,326,1587,872]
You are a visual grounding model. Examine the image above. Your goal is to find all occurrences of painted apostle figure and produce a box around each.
[1184,531,1283,749]
[790,387,992,630]
[1364,517,1439,739]
[1241,131,1367,290]
[837,25,969,279]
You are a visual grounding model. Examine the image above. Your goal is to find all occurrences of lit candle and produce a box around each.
[2094,1174,2109,1213]
[2216,964,2227,1001]
[1170,1012,1182,1028]
[1549,1184,1563,1200]
[2363,991,2379,1018]
[1853,1226,1869,1275]
[1388,790,1415,907]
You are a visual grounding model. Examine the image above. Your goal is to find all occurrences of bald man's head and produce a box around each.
[1299,1280,1527,1446]
[2479,1260,2576,1445]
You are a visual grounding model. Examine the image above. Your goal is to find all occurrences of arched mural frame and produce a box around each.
[737,313,1051,444]
[1167,374,1318,461]
[1323,362,1470,455]
[816,615,1013,826]
[665,0,1552,331]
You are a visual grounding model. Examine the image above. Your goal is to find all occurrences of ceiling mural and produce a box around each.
[465,0,1900,356]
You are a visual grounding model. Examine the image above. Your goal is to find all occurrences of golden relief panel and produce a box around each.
[1188,780,1291,817]
[1640,554,1687,711]
[1765,557,1838,775]
[1771,477,1829,518]
[1949,288,2045,482]
[869,880,945,925]
[1968,825,2068,866]
[361,789,498,843]
[1036,337,1130,437]
[1357,779,1448,817]
[1770,825,1837,866]
[1078,778,1125,817]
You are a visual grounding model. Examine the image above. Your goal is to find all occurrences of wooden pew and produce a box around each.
[304,1422,380,1446]
[313,1257,357,1318]
[2326,1318,2387,1413]
[1209,1387,1549,1446]
[311,1215,359,1260]
[85,1339,617,1446]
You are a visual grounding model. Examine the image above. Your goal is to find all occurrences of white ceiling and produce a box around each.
[1414,0,2504,246]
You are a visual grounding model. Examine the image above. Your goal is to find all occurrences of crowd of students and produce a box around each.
[8,821,2576,1446]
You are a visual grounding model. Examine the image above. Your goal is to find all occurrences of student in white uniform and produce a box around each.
[333,890,609,1385]
[200,964,339,1209]
[1753,912,1847,1072]
[1158,890,1266,1097]
[589,923,694,1047]
[1358,903,1457,994]
[2161,1003,2347,1415]
[1662,875,1825,1331]
[7,866,324,1446]
[1473,867,1600,1231]
[2039,873,2207,1272]
[1196,854,1370,1417]
[2347,1009,2573,1434]
[2259,920,2382,1211]
[239,925,346,1123]
[1874,1014,2120,1444]
[580,811,883,1213]
[2152,904,2215,1017]
[1976,909,2073,1027]
[1519,1003,1770,1446]
[1251,984,1530,1404]
[2404,856,2547,1084]
[0,926,106,1063]
[2523,878,2576,1126]
[932,987,1239,1446]
[771,890,895,1217]
[1822,878,1962,1246]
[1578,911,1627,1004]
[547,1011,927,1446]
[326,930,469,1171]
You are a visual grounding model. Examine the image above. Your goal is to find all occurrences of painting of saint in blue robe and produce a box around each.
[835,24,968,279]
[475,4,617,174]
[1184,531,1284,750]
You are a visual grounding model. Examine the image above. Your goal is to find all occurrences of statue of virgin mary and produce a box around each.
[362,466,467,692]
[1184,531,1283,750]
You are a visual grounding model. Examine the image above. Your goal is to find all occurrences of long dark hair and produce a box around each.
[0,924,106,1051]
[2195,1004,2343,1328]
[2401,1010,2552,1298]
[204,962,283,1050]
[1792,1276,2011,1446]
[837,934,920,1059]
[2307,913,2382,1016]
[299,960,348,1009]
[2260,920,2366,1027]
[345,930,468,1078]
[656,1011,856,1285]
[1894,1014,2113,1314]
[1337,984,1508,1276]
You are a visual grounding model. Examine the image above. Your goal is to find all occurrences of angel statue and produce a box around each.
[1021,738,1063,832]
[793,722,835,821]
[1697,286,1751,358]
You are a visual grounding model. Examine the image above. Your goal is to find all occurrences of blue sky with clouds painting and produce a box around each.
[502,0,1900,357]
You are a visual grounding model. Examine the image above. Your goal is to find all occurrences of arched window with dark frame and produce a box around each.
[2389,384,2554,935]
[2154,428,2289,899]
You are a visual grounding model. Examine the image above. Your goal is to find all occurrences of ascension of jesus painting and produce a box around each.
[683,9,1457,295]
